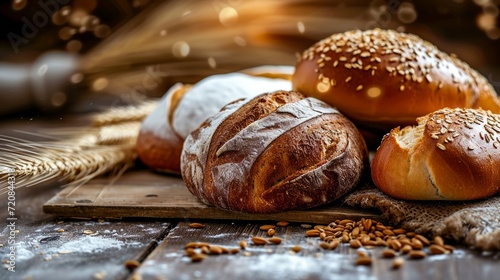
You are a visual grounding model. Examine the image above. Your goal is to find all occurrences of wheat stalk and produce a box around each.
[92,99,158,127]
[0,137,136,194]
[0,101,152,194]
[81,0,375,84]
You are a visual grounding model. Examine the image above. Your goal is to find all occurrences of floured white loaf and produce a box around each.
[136,68,293,173]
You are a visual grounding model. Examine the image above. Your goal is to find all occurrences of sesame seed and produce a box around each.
[436,143,446,150]
[356,85,363,91]
[333,60,339,67]
[345,76,352,83]
[400,85,405,91]
[339,56,347,61]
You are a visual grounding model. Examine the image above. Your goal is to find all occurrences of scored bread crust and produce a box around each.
[292,29,500,133]
[181,91,368,213]
[371,108,500,200]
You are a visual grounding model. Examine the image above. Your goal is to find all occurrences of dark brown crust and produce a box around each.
[182,91,368,213]
[292,29,500,134]
[204,91,304,210]
[250,115,368,213]
[372,108,500,200]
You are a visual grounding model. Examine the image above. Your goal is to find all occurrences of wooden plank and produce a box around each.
[0,176,173,280]
[0,219,172,280]
[43,170,381,224]
[133,222,500,280]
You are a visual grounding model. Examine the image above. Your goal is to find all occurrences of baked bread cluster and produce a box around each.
[180,91,368,213]
[137,28,500,211]
[292,28,500,201]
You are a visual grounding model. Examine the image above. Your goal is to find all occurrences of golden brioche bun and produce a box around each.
[371,108,500,200]
[292,29,500,133]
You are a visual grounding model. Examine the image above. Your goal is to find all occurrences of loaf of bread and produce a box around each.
[181,91,368,213]
[292,29,500,134]
[136,68,293,173]
[371,108,500,200]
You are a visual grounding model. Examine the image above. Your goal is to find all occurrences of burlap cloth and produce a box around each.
[343,183,500,251]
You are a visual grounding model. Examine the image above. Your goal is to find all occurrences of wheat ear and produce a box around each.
[0,100,155,194]
[92,99,158,127]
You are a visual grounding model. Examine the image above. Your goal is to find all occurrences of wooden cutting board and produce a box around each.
[43,169,381,224]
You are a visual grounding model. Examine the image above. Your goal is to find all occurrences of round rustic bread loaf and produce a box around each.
[292,28,500,134]
[136,69,292,173]
[371,108,500,200]
[181,90,368,213]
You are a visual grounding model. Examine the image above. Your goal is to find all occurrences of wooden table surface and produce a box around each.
[1,115,500,280]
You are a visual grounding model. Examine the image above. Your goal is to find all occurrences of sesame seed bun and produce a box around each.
[292,29,500,133]
[371,108,500,200]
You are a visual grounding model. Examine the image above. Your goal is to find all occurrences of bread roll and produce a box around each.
[181,91,368,213]
[371,108,500,200]
[292,29,500,133]
[136,69,292,173]
[136,83,189,173]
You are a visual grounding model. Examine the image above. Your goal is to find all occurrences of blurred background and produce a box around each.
[0,0,499,118]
